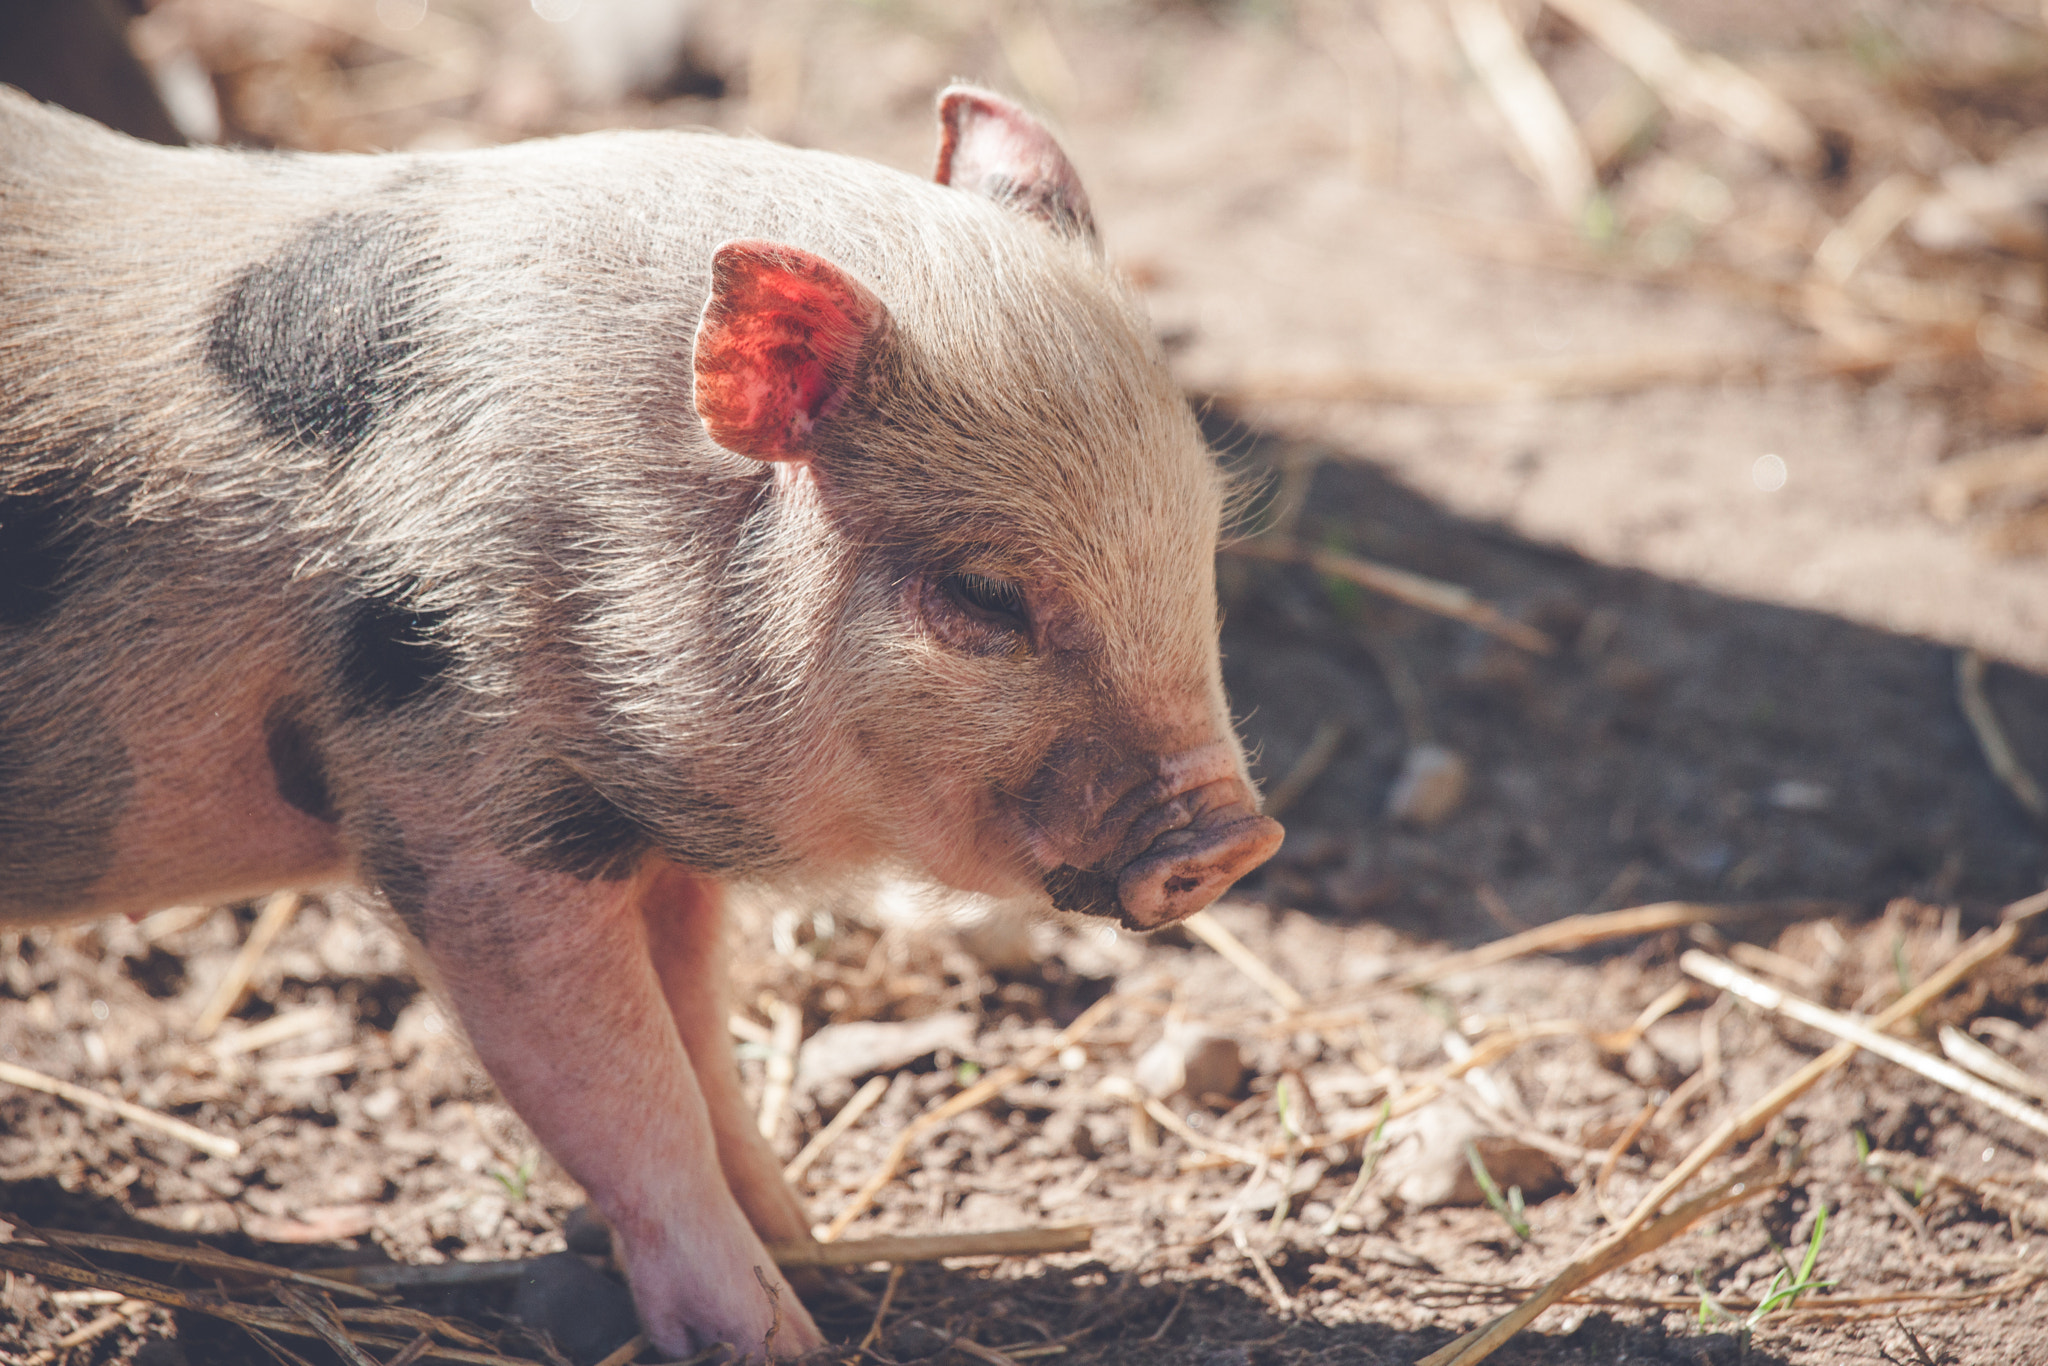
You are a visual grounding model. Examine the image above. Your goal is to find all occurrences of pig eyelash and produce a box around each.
[941,571,1031,634]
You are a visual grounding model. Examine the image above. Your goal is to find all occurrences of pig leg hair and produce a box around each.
[406,853,824,1356]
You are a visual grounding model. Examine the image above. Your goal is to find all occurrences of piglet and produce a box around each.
[0,84,1283,1355]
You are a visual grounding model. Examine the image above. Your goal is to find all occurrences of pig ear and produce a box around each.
[692,241,891,464]
[934,85,1098,246]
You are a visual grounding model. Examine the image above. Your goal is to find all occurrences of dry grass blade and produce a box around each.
[589,1333,648,1366]
[1413,889,2048,1365]
[858,1263,906,1354]
[194,890,304,1038]
[766,1225,1091,1267]
[278,1284,382,1366]
[1956,650,2048,823]
[25,1228,379,1301]
[1444,0,1595,216]
[1937,1024,2048,1105]
[1607,891,2047,1244]
[783,1073,888,1184]
[1378,901,1762,993]
[0,1058,241,1160]
[820,993,1124,1240]
[24,1300,147,1366]
[1182,909,1308,1010]
[1416,1156,1787,1366]
[1230,1224,1296,1317]
[0,1244,540,1365]
[1543,0,1819,167]
[1224,538,1554,654]
[1682,950,2048,1138]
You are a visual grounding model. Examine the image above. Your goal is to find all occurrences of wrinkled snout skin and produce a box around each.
[1028,740,1282,930]
[0,83,1277,1358]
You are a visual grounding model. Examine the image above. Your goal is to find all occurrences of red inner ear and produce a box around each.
[693,242,887,463]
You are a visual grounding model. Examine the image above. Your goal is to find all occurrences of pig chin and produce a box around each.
[1024,744,1285,932]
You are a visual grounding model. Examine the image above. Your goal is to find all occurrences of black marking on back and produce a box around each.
[0,698,133,914]
[340,588,455,713]
[265,697,338,824]
[206,209,433,457]
[1043,865,1120,919]
[509,762,651,882]
[0,480,92,627]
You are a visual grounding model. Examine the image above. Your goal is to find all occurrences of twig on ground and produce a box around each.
[1445,0,1595,217]
[1099,1076,1267,1166]
[0,1244,529,1366]
[756,997,802,1147]
[1542,0,1820,167]
[1684,950,2048,1139]
[278,1285,381,1366]
[906,1320,1025,1365]
[1181,910,1308,1010]
[1230,1224,1296,1317]
[24,1299,149,1366]
[1938,1024,2048,1104]
[194,890,304,1038]
[1261,720,1347,819]
[1415,887,2048,1366]
[1593,1103,1659,1224]
[23,1229,378,1300]
[821,993,1124,1240]
[1378,901,1767,993]
[1866,1151,2048,1231]
[1956,650,2048,823]
[1415,1155,1788,1366]
[784,1073,888,1184]
[1223,537,1555,654]
[857,1263,906,1355]
[0,1059,240,1161]
[768,1225,1092,1267]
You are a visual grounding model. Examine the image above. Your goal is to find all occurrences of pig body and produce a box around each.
[0,85,1280,1354]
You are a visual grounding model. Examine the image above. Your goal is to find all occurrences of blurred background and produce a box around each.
[12,0,2048,933]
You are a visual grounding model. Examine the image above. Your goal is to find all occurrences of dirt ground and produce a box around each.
[8,1,2048,1363]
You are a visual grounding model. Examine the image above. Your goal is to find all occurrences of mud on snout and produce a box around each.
[1035,743,1284,931]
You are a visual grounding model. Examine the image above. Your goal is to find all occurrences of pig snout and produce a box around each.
[1035,743,1284,931]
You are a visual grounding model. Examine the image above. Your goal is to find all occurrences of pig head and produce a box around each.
[675,89,1283,932]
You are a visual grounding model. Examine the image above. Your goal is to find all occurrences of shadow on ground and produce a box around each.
[1211,407,2048,948]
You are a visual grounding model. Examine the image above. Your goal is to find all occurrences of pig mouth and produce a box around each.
[1030,749,1285,931]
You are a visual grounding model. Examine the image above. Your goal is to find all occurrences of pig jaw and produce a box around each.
[1024,739,1284,932]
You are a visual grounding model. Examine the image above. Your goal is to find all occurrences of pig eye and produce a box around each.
[942,572,1031,634]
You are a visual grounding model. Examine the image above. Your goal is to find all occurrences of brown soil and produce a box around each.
[9,2,2048,1364]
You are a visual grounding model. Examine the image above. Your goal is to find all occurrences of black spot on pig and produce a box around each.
[357,803,430,939]
[0,700,132,915]
[653,788,786,874]
[511,763,651,882]
[340,588,454,713]
[1043,865,1120,919]
[206,209,434,458]
[265,697,338,823]
[0,480,92,627]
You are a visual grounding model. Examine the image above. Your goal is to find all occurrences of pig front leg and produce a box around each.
[640,865,815,1248]
[403,855,823,1356]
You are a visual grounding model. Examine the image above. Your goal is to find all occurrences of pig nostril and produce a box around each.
[1164,875,1200,895]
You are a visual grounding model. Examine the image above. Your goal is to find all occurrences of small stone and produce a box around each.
[1386,744,1468,827]
[1132,1019,1246,1103]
